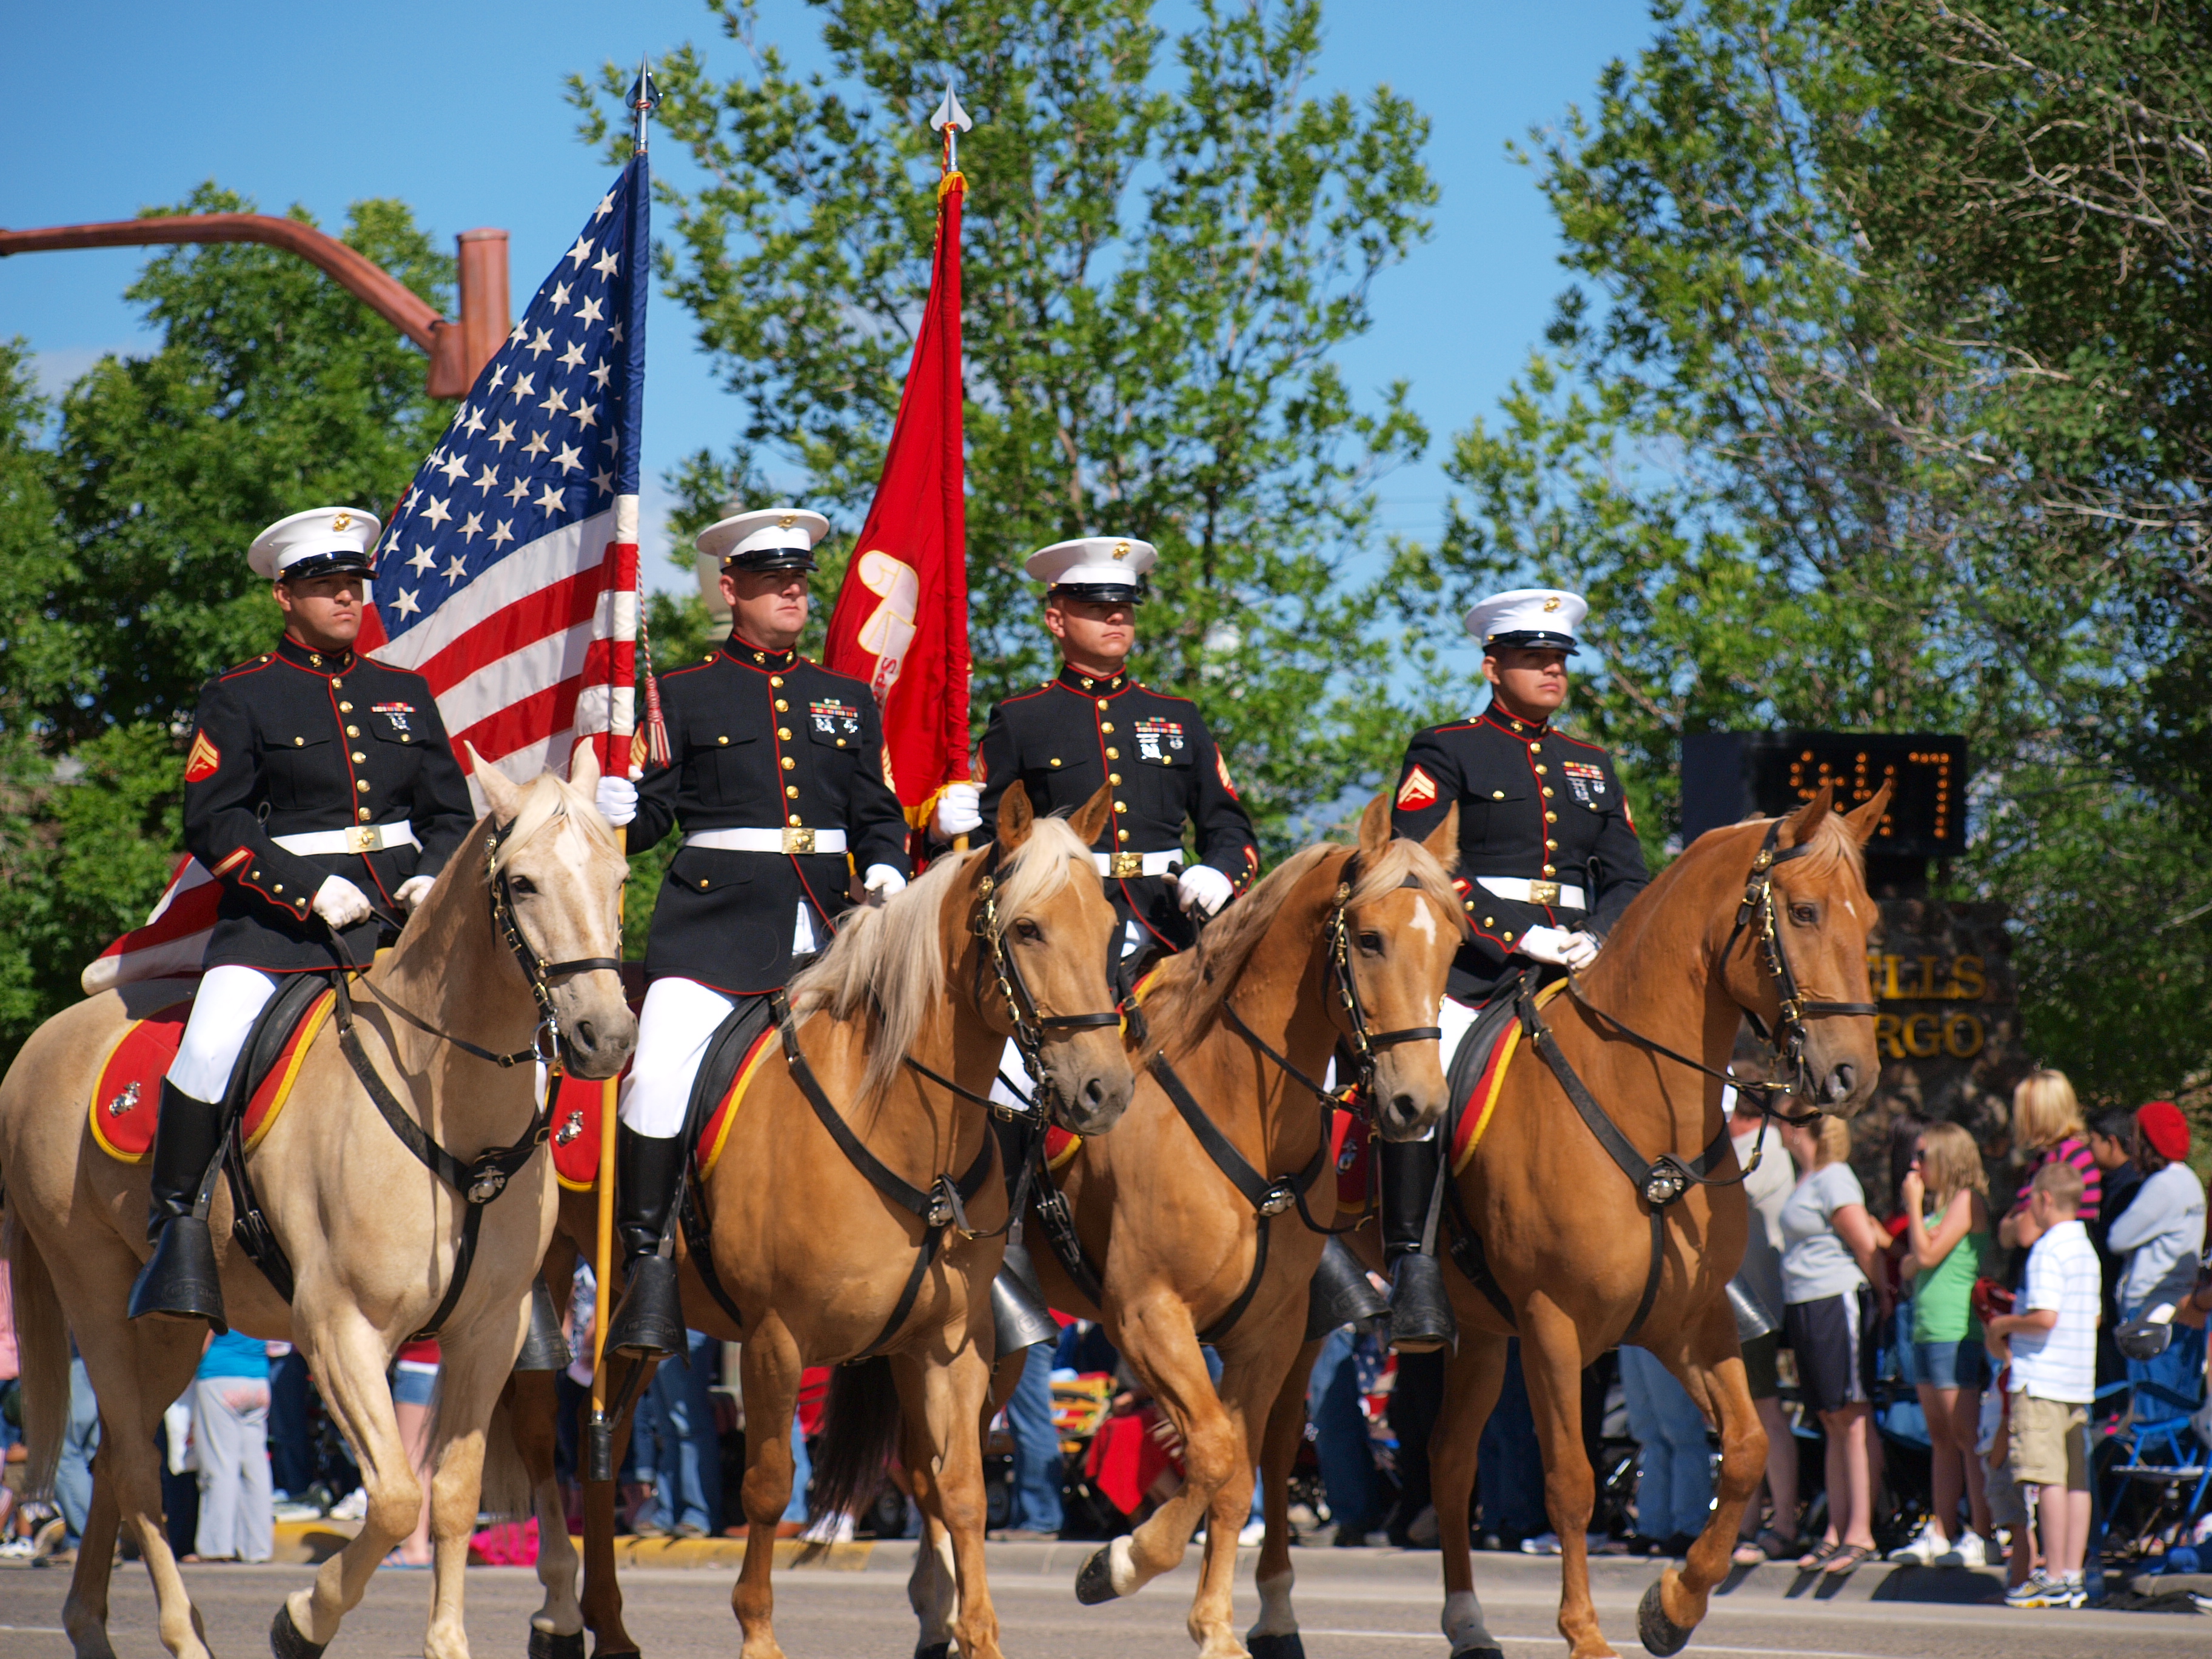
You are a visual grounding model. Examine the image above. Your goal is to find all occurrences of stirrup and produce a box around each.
[603,1254,683,1359]
[1306,1236,1389,1339]
[1384,1252,1455,1353]
[128,1215,228,1330]
[991,1242,1060,1358]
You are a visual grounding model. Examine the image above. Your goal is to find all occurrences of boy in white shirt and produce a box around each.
[1986,1160,2100,1608]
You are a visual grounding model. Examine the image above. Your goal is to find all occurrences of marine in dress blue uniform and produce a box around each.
[132,508,475,1326]
[1373,589,1650,1350]
[589,506,911,1355]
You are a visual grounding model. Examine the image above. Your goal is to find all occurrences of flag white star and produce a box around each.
[461,403,486,436]
[577,295,605,326]
[511,372,535,401]
[443,555,469,584]
[549,281,572,313]
[588,358,613,390]
[574,402,600,432]
[567,234,595,269]
[473,463,500,492]
[505,475,532,504]
[459,511,484,541]
[537,387,568,417]
[594,247,620,279]
[488,363,509,394]
[522,429,551,460]
[608,317,625,344]
[437,452,468,484]
[406,543,436,575]
[391,588,422,619]
[557,339,587,372]
[526,327,554,360]
[592,190,615,223]
[508,318,528,344]
[490,421,517,450]
[421,497,452,529]
[489,518,515,548]
[534,481,567,513]
[552,441,583,475]
[590,466,615,495]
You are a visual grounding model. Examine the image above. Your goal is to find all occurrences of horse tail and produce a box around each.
[5,1213,70,1502]
[807,1357,902,1523]
[475,1386,537,1523]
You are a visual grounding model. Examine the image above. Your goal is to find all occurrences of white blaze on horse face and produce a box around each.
[1406,892,1438,948]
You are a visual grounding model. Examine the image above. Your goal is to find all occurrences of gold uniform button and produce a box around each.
[356,779,370,793]
[401,736,410,743]
[358,808,372,822]
[1116,828,1130,842]
[1109,772,1122,785]
[1545,838,1558,850]
[339,702,354,712]
[1545,811,1558,823]
[1503,931,1515,942]
[1491,789,1504,799]
[780,756,795,770]
[1099,721,1114,734]
[352,751,366,763]
[346,725,360,737]
[1484,916,1495,927]
[1097,698,1110,709]
[775,699,789,711]
[785,785,799,798]
[1534,764,1548,775]
[700,879,710,889]
[1542,786,1554,798]
[1114,801,1128,813]
[1529,743,1541,754]
[788,814,803,826]
[274,884,284,894]
[330,678,343,689]
[1543,863,1557,876]
[717,735,729,745]
[1106,746,1120,760]
[836,738,846,748]
[294,736,305,747]
[1050,757,1062,768]
[769,675,784,688]
[778,727,792,740]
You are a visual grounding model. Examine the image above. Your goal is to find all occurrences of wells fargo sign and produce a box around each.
[1864,898,2026,1139]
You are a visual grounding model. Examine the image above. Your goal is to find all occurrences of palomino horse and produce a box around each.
[0,754,634,1659]
[1248,783,1890,1659]
[1027,794,1464,1659]
[499,781,1134,1659]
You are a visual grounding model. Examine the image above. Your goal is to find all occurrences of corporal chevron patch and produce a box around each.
[184,731,221,784]
[1396,765,1438,810]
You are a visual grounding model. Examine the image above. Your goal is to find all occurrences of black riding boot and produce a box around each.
[601,1127,687,1359]
[127,1081,229,1328]
[1378,1132,1455,1353]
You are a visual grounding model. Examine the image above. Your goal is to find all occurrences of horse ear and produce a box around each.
[1778,781,1834,849]
[466,742,521,823]
[1840,779,1894,848]
[1356,791,1393,857]
[996,779,1036,851]
[1419,802,1461,873]
[569,738,603,800]
[1068,782,1114,848]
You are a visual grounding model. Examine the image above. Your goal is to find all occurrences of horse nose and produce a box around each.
[574,1017,600,1056]
[1083,1075,1107,1111]
[1826,1063,1857,1103]
[1387,1091,1418,1131]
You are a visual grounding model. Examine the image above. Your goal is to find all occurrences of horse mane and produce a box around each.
[486,771,623,873]
[1142,835,1465,1062]
[1601,806,1867,970]
[786,813,1095,1108]
[1769,808,1865,886]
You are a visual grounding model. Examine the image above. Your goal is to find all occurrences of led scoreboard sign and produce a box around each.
[1680,732,1969,859]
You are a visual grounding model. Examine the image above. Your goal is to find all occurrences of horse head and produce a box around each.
[969,782,1136,1136]
[465,743,638,1080]
[1342,792,1469,1141]
[1718,782,1890,1115]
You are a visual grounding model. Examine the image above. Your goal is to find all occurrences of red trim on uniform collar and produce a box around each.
[722,636,799,673]
[1481,705,1550,739]
[1057,663,1131,697]
[275,635,354,675]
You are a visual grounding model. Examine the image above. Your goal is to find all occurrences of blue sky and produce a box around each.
[2,1,1658,613]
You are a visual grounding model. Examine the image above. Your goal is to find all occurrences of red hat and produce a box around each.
[2137,1100,2190,1163]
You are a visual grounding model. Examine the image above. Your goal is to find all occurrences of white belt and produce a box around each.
[1093,850,1181,879]
[1476,874,1587,910]
[272,821,420,857]
[686,826,847,856]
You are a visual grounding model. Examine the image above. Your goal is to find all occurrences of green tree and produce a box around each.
[577,0,1436,846]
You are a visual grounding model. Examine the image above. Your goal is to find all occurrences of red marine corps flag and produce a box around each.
[821,86,973,826]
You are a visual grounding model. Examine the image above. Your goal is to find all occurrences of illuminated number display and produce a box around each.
[1749,733,1967,857]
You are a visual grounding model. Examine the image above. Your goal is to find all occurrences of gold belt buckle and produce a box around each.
[346,825,387,854]
[1527,879,1561,905]
[1110,851,1145,878]
[782,826,817,855]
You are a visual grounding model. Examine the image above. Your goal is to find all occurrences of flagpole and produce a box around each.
[931,82,973,851]
[589,52,659,1480]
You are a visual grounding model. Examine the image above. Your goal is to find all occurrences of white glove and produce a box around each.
[312,874,373,930]
[933,782,982,839]
[1560,930,1601,972]
[1174,863,1235,917]
[863,863,908,900]
[595,774,638,827]
[394,875,435,911]
[1516,923,1574,966]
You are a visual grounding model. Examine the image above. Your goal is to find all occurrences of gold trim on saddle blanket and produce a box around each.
[1449,979,1568,1175]
[87,990,337,1165]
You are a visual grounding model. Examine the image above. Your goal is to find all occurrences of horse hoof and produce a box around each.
[529,1632,586,1659]
[1074,1544,1121,1606]
[1249,1635,1306,1659]
[915,1646,953,1659]
[1637,1579,1692,1658]
[269,1604,328,1659]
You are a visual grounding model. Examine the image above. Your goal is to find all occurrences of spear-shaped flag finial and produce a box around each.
[929,80,973,175]
[631,55,661,154]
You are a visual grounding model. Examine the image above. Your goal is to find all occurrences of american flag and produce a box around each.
[362,155,648,798]
[85,160,648,993]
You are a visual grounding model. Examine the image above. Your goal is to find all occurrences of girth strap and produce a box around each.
[771,992,997,1361]
[1516,981,1735,1342]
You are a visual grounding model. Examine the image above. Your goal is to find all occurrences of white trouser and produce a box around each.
[987,918,1147,1112]
[620,977,739,1138]
[165,965,280,1103]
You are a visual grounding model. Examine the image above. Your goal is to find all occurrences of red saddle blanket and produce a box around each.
[548,1025,780,1191]
[89,988,337,1164]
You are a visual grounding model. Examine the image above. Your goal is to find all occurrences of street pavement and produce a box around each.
[1,1544,2206,1658]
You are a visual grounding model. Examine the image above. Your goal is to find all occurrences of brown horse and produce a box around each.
[1247,783,1890,1659]
[1009,794,1464,1659]
[496,782,1134,1659]
[0,756,634,1659]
